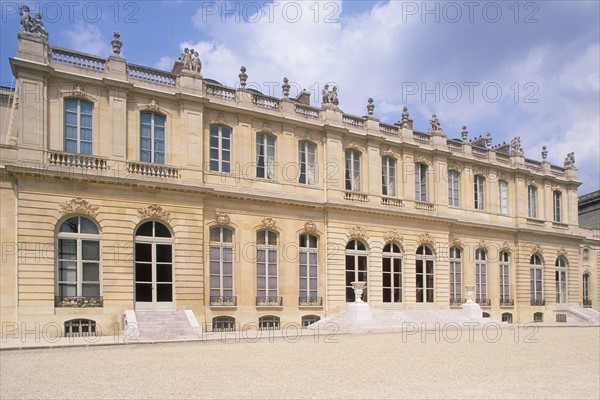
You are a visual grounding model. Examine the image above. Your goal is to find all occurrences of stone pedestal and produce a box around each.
[461,285,481,320]
[347,281,372,321]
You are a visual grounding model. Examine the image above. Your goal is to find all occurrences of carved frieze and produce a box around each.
[59,198,99,218]
[216,212,230,225]
[138,204,171,223]
[348,226,367,240]
[384,229,402,244]
[261,217,276,230]
[418,233,434,247]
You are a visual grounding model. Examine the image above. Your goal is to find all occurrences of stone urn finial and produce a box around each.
[111,31,122,56]
[461,126,468,141]
[367,98,374,116]
[351,281,367,303]
[238,66,248,89]
[541,145,548,160]
[464,285,475,304]
[282,77,290,98]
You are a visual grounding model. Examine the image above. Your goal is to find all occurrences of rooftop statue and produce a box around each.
[19,4,48,39]
[174,48,201,76]
[564,152,576,169]
[321,84,340,111]
[428,114,446,136]
[510,137,524,157]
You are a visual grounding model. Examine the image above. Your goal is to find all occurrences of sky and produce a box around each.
[1,0,599,194]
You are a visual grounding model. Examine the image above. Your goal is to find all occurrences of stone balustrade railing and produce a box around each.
[252,93,280,110]
[381,197,403,207]
[415,201,435,212]
[525,158,542,171]
[472,147,488,158]
[127,161,180,179]
[551,165,566,177]
[50,47,106,71]
[48,151,108,170]
[413,132,430,144]
[295,104,320,118]
[342,114,365,128]
[206,83,236,101]
[127,63,176,86]
[379,123,399,136]
[344,191,368,203]
[447,141,463,151]
[496,153,510,164]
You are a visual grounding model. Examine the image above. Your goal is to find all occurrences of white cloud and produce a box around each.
[60,23,110,57]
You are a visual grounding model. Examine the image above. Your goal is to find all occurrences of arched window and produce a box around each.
[530,254,543,305]
[498,180,508,214]
[258,315,280,330]
[345,149,361,191]
[382,242,402,303]
[482,312,491,318]
[209,125,231,173]
[56,216,101,307]
[501,313,513,323]
[209,226,234,305]
[381,156,396,197]
[299,233,319,305]
[256,133,276,179]
[555,257,567,303]
[553,191,562,222]
[256,230,279,305]
[134,221,173,308]
[475,249,488,304]
[583,274,591,307]
[533,312,543,322]
[301,315,321,328]
[528,185,538,219]
[449,247,462,304]
[64,98,93,154]
[499,251,511,305]
[474,175,485,210]
[212,316,236,332]
[415,163,428,201]
[448,170,460,207]
[140,112,165,164]
[298,141,317,185]
[416,245,434,303]
[64,319,96,337]
[345,240,368,302]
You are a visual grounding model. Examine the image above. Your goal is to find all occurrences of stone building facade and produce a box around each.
[1,17,598,337]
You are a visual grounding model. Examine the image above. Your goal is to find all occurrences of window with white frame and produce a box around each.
[415,163,428,201]
[382,242,402,303]
[475,249,487,303]
[256,133,276,179]
[553,191,562,222]
[583,274,590,305]
[345,149,361,191]
[474,175,485,210]
[449,247,462,303]
[381,156,396,197]
[209,226,234,302]
[140,112,165,164]
[448,170,460,207]
[258,315,280,330]
[212,316,236,332]
[530,254,543,304]
[555,257,567,303]
[64,99,93,154]
[299,141,317,185]
[345,240,368,302]
[499,251,510,304]
[498,180,508,214]
[528,185,538,219]
[416,245,434,303]
[257,230,278,300]
[56,216,101,305]
[209,125,231,173]
[299,233,318,302]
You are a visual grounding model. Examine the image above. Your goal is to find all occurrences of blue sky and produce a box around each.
[1,1,599,193]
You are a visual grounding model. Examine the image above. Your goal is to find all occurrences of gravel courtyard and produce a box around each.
[1,326,599,399]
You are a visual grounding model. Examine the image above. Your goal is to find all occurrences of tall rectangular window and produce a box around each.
[209,125,231,173]
[449,247,461,303]
[530,255,543,303]
[474,175,485,210]
[498,181,508,214]
[345,149,361,191]
[257,230,278,299]
[299,234,318,301]
[553,191,562,222]
[381,156,396,196]
[475,249,487,303]
[140,112,165,164]
[256,133,276,179]
[209,227,234,300]
[499,251,510,304]
[64,99,93,154]
[382,243,402,303]
[528,186,538,218]
[299,141,317,185]
[448,170,460,207]
[415,163,428,201]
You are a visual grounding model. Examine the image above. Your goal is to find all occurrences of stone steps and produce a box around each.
[135,310,197,340]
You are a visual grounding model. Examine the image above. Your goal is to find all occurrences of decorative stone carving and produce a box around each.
[138,204,171,223]
[238,66,248,88]
[282,77,290,98]
[530,243,542,256]
[447,162,463,173]
[217,114,226,123]
[510,137,524,157]
[556,247,568,257]
[177,48,201,75]
[71,85,86,99]
[477,240,489,251]
[418,233,434,247]
[111,31,122,56]
[304,221,317,233]
[564,152,576,169]
[261,122,272,133]
[261,217,276,230]
[461,126,469,141]
[451,237,464,249]
[216,212,230,225]
[321,84,340,111]
[384,230,402,244]
[541,145,548,161]
[367,98,374,116]
[415,156,431,166]
[400,106,412,128]
[428,114,446,136]
[348,142,361,151]
[501,242,511,252]
[19,4,48,39]
[145,99,160,112]
[59,198,99,218]
[485,132,492,148]
[382,147,396,158]
[348,226,367,240]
